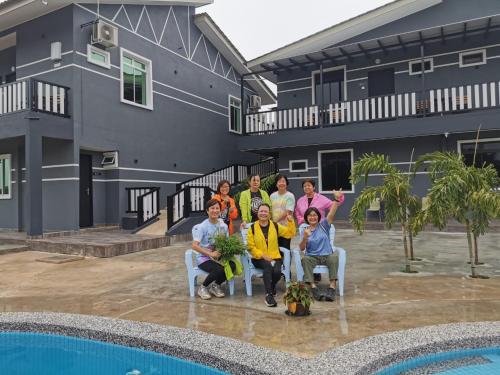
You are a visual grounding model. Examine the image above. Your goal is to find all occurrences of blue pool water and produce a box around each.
[0,332,228,375]
[376,347,500,375]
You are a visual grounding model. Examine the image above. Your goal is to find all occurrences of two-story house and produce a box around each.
[0,0,275,236]
[238,0,500,219]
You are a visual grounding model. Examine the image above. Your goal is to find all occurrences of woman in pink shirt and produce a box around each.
[295,179,336,226]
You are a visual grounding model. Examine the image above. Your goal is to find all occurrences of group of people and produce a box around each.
[191,174,345,307]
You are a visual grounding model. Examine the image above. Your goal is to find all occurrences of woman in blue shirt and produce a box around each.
[299,190,344,301]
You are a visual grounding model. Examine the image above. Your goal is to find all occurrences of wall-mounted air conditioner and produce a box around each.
[101,151,118,169]
[92,20,118,48]
[249,95,262,110]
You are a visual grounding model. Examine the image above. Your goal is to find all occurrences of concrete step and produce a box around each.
[0,244,29,255]
[28,231,168,258]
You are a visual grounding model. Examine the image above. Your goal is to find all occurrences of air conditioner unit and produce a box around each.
[92,20,118,48]
[249,95,262,110]
[101,151,118,170]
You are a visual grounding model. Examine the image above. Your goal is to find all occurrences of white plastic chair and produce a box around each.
[366,197,382,221]
[241,223,291,296]
[293,224,346,296]
[185,249,235,297]
[186,224,235,297]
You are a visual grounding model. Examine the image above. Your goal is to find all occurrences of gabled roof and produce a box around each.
[0,0,212,33]
[194,13,276,105]
[248,0,442,68]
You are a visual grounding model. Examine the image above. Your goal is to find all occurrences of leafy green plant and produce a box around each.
[413,151,500,278]
[283,281,313,308]
[213,234,247,262]
[350,153,421,273]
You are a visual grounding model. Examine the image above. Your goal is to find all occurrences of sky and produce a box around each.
[199,0,394,60]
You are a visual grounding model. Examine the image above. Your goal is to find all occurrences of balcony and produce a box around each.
[0,79,70,118]
[244,81,500,136]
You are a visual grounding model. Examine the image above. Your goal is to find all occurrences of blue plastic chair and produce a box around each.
[185,224,235,297]
[292,224,346,296]
[240,224,291,296]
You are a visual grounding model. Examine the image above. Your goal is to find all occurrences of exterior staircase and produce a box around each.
[166,158,278,235]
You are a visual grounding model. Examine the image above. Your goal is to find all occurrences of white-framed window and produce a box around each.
[457,138,500,182]
[228,95,241,134]
[0,154,12,200]
[459,49,486,68]
[289,159,308,172]
[318,149,354,194]
[120,48,153,110]
[408,58,433,75]
[87,44,111,69]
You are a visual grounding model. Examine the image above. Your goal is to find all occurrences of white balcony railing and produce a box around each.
[0,79,70,117]
[245,81,500,135]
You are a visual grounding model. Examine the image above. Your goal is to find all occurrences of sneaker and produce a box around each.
[197,286,211,300]
[265,294,277,307]
[311,287,323,301]
[324,287,336,302]
[209,283,225,298]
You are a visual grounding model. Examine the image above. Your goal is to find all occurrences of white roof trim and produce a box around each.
[248,0,442,68]
[194,13,276,105]
[0,32,16,51]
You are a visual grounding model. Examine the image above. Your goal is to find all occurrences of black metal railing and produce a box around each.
[126,187,157,213]
[137,188,161,227]
[0,78,70,117]
[167,158,279,230]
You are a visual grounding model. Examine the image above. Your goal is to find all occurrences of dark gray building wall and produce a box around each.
[277,130,500,219]
[1,3,261,231]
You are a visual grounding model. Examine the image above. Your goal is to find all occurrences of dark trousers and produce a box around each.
[251,258,283,295]
[278,237,291,249]
[198,260,235,287]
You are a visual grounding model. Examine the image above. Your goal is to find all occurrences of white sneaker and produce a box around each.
[197,286,211,300]
[209,283,225,298]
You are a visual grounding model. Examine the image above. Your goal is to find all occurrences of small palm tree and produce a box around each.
[350,153,420,273]
[413,151,500,278]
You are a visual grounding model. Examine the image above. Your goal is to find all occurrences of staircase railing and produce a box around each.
[167,158,278,230]
[137,188,161,227]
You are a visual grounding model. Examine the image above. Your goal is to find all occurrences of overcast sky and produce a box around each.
[199,0,394,60]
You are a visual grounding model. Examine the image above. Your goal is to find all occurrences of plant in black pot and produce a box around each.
[283,281,313,316]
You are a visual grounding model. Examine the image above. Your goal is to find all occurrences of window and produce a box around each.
[459,139,500,182]
[87,44,110,69]
[228,96,241,133]
[409,58,433,75]
[459,50,486,68]
[312,66,345,105]
[318,150,354,193]
[120,48,153,110]
[101,151,118,169]
[289,160,308,172]
[0,154,12,200]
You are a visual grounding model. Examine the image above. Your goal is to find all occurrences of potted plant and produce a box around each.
[283,281,313,316]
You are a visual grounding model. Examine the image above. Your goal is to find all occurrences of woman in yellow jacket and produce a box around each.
[246,203,296,307]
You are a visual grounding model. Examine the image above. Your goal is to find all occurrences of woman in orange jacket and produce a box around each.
[212,180,238,235]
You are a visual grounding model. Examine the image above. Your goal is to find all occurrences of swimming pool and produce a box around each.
[0,332,228,375]
[376,346,500,374]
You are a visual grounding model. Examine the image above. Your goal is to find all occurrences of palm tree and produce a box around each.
[350,153,420,273]
[413,152,500,278]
